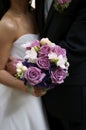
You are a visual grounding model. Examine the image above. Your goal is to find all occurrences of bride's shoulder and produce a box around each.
[0,16,18,42]
[0,16,17,33]
[0,15,18,41]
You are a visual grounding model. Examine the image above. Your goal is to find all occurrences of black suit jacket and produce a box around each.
[35,0,86,121]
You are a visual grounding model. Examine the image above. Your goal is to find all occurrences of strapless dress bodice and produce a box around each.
[11,34,39,59]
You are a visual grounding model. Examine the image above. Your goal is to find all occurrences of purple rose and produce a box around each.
[54,0,72,12]
[52,45,66,57]
[56,0,71,4]
[26,40,40,50]
[39,44,51,57]
[24,67,46,85]
[51,68,67,84]
[36,57,50,70]
[31,40,40,48]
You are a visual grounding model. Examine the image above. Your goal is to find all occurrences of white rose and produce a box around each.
[48,52,58,63]
[56,55,66,69]
[24,47,37,63]
[40,38,52,45]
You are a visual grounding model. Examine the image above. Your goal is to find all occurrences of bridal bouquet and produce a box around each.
[14,38,69,90]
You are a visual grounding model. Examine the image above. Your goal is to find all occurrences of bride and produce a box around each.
[0,0,49,129]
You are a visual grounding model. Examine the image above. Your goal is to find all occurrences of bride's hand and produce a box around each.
[5,56,16,75]
[6,57,47,96]
[28,86,47,97]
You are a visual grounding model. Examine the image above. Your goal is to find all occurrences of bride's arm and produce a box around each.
[0,21,46,96]
[0,21,29,92]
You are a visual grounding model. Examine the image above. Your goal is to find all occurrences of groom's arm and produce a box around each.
[60,8,86,66]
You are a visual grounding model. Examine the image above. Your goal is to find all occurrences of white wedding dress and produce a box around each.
[0,34,49,130]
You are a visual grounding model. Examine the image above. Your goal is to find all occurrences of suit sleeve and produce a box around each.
[60,8,86,67]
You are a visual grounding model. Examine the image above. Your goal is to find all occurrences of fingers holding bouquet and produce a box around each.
[28,86,47,97]
[6,56,17,75]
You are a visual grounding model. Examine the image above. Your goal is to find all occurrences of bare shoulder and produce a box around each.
[0,17,18,42]
[0,16,17,34]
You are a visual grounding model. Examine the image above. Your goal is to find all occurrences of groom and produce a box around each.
[35,0,86,130]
